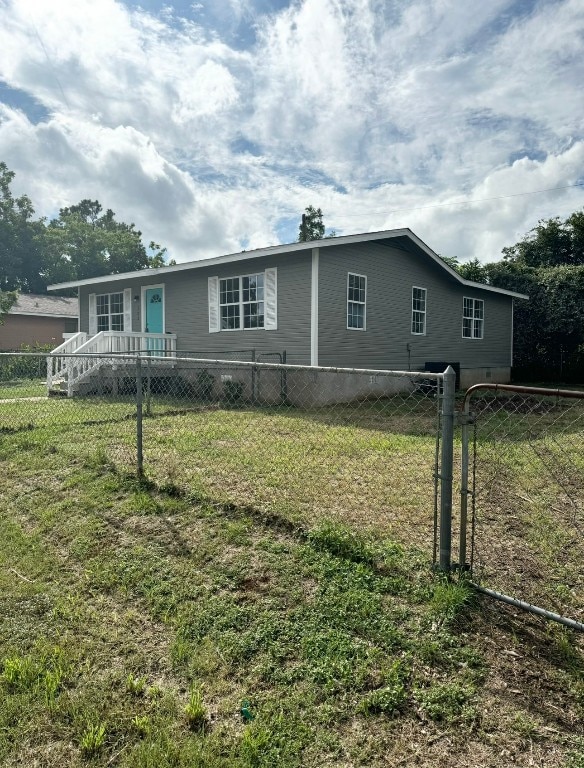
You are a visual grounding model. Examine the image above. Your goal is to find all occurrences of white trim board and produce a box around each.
[311,248,319,366]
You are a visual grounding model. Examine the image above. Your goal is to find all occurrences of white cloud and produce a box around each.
[0,0,582,263]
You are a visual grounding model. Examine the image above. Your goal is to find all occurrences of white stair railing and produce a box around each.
[64,332,109,396]
[47,332,87,390]
[51,332,177,395]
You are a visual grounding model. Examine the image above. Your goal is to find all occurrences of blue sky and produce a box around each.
[0,0,582,263]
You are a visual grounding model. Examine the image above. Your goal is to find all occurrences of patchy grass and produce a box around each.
[0,377,46,399]
[0,393,582,766]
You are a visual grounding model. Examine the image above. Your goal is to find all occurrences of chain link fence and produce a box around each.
[0,353,446,561]
[460,385,584,630]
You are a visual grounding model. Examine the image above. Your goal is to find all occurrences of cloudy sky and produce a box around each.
[0,0,583,264]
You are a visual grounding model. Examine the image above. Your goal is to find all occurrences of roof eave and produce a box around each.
[46,227,529,301]
[46,229,414,291]
[9,311,78,318]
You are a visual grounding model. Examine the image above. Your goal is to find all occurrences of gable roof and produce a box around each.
[47,228,528,300]
[9,293,78,318]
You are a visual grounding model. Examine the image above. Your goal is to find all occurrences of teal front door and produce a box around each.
[144,287,164,353]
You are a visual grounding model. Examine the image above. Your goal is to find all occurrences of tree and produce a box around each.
[0,163,173,294]
[147,242,176,269]
[442,212,584,380]
[298,206,325,242]
[439,255,488,282]
[502,213,584,267]
[0,290,17,324]
[44,200,152,283]
[489,212,584,380]
[0,162,45,293]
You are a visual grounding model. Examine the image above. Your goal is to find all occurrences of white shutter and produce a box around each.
[208,276,220,333]
[264,268,277,330]
[89,293,97,336]
[123,288,132,332]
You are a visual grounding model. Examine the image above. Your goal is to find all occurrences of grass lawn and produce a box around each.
[0,378,47,399]
[0,393,583,767]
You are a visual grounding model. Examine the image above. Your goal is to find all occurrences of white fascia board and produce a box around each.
[401,230,529,300]
[46,227,529,300]
[459,279,529,300]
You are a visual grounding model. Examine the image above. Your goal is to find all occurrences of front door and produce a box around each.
[144,286,164,353]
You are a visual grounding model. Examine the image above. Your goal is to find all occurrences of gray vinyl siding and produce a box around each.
[317,242,512,372]
[78,251,312,364]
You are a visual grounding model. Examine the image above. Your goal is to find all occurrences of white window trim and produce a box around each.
[411,286,427,336]
[95,290,126,333]
[347,272,367,331]
[462,296,485,339]
[141,284,165,334]
[219,272,266,332]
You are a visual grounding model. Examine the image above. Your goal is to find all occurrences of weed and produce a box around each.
[84,447,115,473]
[79,721,107,757]
[567,736,584,768]
[184,686,207,730]
[428,578,475,625]
[307,522,377,565]
[1,647,66,705]
[511,711,539,739]
[43,668,64,707]
[131,714,151,737]
[547,625,583,671]
[129,492,160,515]
[126,673,147,696]
[358,662,408,715]
[1,655,38,690]
[240,724,272,766]
[415,682,475,723]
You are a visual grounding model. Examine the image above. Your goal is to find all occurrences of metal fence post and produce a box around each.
[439,365,456,572]
[136,355,143,477]
[459,397,471,569]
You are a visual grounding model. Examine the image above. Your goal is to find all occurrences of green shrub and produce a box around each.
[0,344,52,381]
[222,379,244,404]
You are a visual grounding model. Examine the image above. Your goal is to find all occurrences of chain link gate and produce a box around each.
[459,383,584,632]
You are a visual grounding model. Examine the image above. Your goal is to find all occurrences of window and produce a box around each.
[463,297,484,339]
[219,273,264,330]
[411,287,426,335]
[96,292,124,332]
[347,273,366,330]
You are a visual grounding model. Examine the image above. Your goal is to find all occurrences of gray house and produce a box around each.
[47,228,527,394]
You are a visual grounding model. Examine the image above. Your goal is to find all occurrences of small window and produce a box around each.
[347,273,366,330]
[96,292,124,332]
[411,287,426,335]
[463,297,484,339]
[220,274,264,330]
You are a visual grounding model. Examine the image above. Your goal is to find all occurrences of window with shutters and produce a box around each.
[96,292,124,332]
[462,297,484,339]
[219,273,264,330]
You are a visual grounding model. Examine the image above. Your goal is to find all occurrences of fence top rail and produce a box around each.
[463,382,584,412]
[0,351,445,381]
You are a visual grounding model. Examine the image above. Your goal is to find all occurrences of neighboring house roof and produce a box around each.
[8,293,79,319]
[47,228,529,300]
